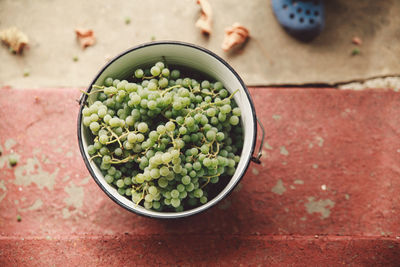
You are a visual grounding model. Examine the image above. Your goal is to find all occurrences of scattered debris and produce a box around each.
[195,0,212,35]
[8,154,18,166]
[125,17,131,25]
[73,56,79,62]
[75,28,96,49]
[17,215,22,222]
[34,96,40,103]
[0,27,29,54]
[23,69,30,77]
[352,36,362,45]
[351,48,360,56]
[222,23,249,52]
[151,36,156,41]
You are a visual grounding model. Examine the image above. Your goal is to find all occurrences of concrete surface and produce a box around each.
[1,0,400,88]
[0,87,400,265]
[339,76,400,91]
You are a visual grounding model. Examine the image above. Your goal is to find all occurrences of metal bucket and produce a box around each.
[77,41,264,218]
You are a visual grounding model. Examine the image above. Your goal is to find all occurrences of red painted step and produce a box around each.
[0,87,399,265]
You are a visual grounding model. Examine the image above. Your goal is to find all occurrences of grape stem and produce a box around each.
[213,142,220,156]
[89,153,102,161]
[201,173,220,189]
[80,85,105,96]
[105,126,123,148]
[105,131,129,145]
[160,85,182,96]
[110,156,132,164]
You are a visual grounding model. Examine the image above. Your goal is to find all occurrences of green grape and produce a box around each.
[171,189,180,199]
[144,201,153,209]
[201,80,210,89]
[160,166,170,176]
[164,191,172,199]
[87,145,97,155]
[116,179,125,188]
[108,166,116,175]
[158,177,168,188]
[149,131,159,141]
[99,135,109,145]
[123,177,132,186]
[153,201,161,209]
[179,126,187,135]
[211,176,219,184]
[171,69,180,79]
[181,175,191,185]
[161,68,170,77]
[177,184,185,192]
[220,104,231,114]
[159,77,168,88]
[136,133,145,142]
[150,168,160,179]
[145,193,154,202]
[104,77,113,87]
[150,66,161,76]
[137,122,148,133]
[185,183,195,192]
[206,130,216,141]
[219,89,228,98]
[134,69,144,79]
[171,198,181,208]
[232,107,241,116]
[156,125,166,135]
[200,196,208,204]
[214,81,223,90]
[214,131,224,141]
[104,175,114,184]
[229,115,240,125]
[136,174,145,183]
[206,108,216,117]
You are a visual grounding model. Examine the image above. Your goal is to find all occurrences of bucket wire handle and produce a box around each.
[251,117,265,164]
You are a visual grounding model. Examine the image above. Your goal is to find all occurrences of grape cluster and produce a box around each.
[82,61,243,212]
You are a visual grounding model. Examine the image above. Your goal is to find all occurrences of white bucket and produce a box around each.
[78,41,264,218]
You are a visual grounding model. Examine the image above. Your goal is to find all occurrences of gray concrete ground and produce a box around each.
[1,0,399,88]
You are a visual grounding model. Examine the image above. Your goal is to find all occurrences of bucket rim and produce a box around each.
[77,41,258,219]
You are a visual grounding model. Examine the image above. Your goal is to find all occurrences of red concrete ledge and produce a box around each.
[0,87,399,265]
[1,235,399,266]
[0,235,399,266]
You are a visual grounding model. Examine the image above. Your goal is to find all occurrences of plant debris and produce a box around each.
[221,23,249,52]
[351,48,360,56]
[9,154,18,166]
[125,17,131,25]
[195,0,212,35]
[23,69,30,77]
[0,27,29,54]
[75,28,96,49]
[352,36,362,45]
[17,215,22,222]
[73,56,79,62]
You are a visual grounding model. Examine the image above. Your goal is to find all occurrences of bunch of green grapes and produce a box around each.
[82,61,243,212]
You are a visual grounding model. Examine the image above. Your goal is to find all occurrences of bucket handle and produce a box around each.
[251,117,265,164]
